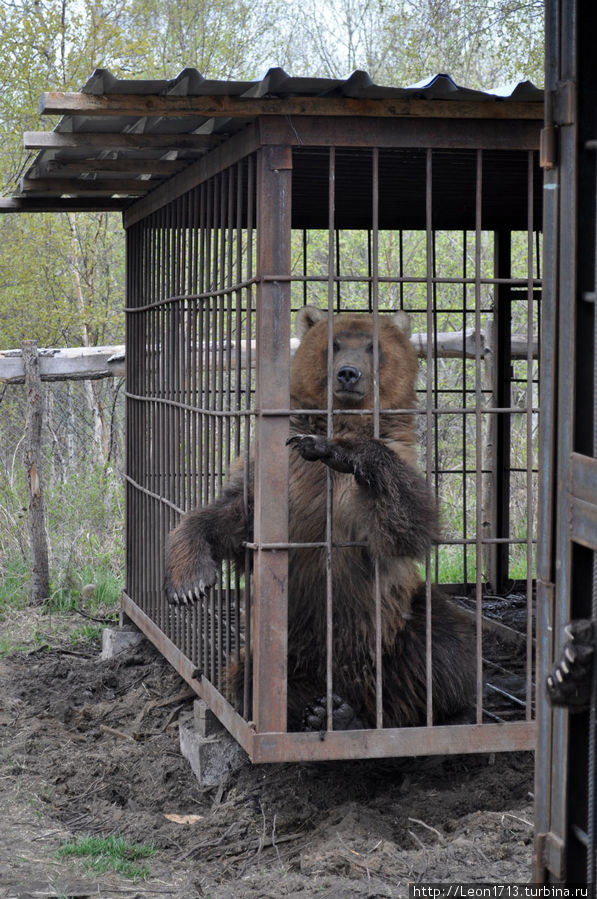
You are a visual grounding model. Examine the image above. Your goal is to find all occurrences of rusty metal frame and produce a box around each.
[124,114,541,763]
[535,0,597,886]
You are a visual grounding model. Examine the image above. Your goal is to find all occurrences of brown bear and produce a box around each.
[165,306,475,730]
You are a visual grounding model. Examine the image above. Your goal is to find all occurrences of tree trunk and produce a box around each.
[22,341,50,605]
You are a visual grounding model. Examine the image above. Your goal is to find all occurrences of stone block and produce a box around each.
[179,711,247,787]
[101,625,145,660]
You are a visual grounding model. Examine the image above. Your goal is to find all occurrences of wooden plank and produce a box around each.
[0,197,130,213]
[0,328,537,384]
[259,115,542,150]
[20,176,151,195]
[44,158,187,176]
[0,345,125,382]
[24,131,221,150]
[569,452,597,507]
[39,91,545,121]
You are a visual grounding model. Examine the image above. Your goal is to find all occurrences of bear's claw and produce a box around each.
[546,619,594,711]
[287,433,328,462]
[166,576,215,606]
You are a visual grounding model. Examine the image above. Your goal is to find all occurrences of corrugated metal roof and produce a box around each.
[0,69,544,214]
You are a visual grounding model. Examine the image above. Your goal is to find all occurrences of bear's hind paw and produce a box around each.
[302,693,364,732]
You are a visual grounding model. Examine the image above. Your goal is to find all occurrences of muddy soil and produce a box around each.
[0,629,535,898]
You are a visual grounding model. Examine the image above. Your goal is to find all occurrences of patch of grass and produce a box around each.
[55,834,155,881]
[47,560,122,615]
[68,623,103,647]
[0,635,30,656]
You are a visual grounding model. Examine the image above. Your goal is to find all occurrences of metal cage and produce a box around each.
[122,112,542,762]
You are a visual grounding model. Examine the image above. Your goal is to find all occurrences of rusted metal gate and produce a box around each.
[121,104,542,762]
[535,0,597,885]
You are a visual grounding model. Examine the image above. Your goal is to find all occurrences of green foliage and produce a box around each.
[0,0,542,605]
[0,555,29,619]
[0,462,124,615]
[55,834,156,881]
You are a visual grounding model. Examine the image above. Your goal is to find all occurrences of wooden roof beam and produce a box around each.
[44,158,186,176]
[20,176,149,195]
[38,91,544,120]
[24,131,221,150]
[0,197,130,212]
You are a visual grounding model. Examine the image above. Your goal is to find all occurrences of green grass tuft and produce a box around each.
[55,834,155,881]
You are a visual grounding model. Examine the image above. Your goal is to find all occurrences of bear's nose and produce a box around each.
[336,365,362,388]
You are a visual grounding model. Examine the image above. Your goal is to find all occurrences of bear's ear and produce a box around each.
[295,305,327,338]
[390,310,411,337]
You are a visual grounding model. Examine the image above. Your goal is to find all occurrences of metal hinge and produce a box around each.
[540,80,577,169]
[537,830,565,880]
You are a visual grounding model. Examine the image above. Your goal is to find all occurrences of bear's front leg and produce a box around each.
[287,433,439,558]
[165,510,220,605]
[164,477,251,605]
[286,433,356,474]
[287,433,403,489]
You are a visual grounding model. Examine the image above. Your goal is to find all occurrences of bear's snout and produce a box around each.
[336,364,362,389]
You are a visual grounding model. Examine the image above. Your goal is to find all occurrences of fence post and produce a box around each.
[22,341,50,605]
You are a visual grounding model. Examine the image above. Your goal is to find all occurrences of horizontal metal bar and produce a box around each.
[123,473,184,515]
[248,720,536,763]
[124,277,259,312]
[121,592,255,756]
[125,392,256,418]
[123,397,538,416]
[486,681,530,709]
[265,406,539,415]
[243,540,368,550]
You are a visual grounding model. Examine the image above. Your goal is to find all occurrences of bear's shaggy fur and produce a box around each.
[165,306,474,729]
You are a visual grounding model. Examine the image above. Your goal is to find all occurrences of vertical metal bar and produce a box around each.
[371,147,383,729]
[252,145,291,733]
[588,154,597,885]
[525,151,535,721]
[425,148,434,726]
[474,149,484,725]
[150,216,158,625]
[233,162,243,667]
[125,227,133,607]
[326,147,335,731]
[432,232,440,585]
[243,153,255,720]
[190,186,199,667]
[492,231,513,593]
[199,180,207,678]
[462,230,469,587]
[548,0,577,864]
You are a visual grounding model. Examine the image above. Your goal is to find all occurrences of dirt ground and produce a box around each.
[0,617,535,899]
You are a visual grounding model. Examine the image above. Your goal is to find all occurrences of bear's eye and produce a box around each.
[366,342,374,353]
[332,339,340,352]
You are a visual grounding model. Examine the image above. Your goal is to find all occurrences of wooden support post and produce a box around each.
[22,341,50,605]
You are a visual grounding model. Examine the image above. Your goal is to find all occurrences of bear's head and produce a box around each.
[290,306,417,412]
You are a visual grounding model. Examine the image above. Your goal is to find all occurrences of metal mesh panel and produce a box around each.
[126,156,257,698]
